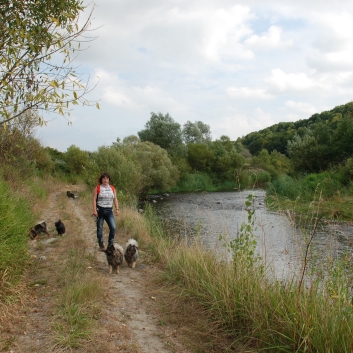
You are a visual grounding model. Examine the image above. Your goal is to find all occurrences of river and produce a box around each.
[152,190,353,281]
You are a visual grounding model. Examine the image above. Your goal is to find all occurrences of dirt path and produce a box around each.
[7,186,189,353]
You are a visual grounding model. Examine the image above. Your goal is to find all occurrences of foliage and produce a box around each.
[65,145,89,175]
[251,149,292,178]
[0,111,54,179]
[182,120,212,144]
[170,172,215,192]
[138,112,184,156]
[0,0,97,125]
[228,194,263,270]
[208,137,247,182]
[126,141,180,194]
[238,102,353,160]
[187,143,215,172]
[287,124,334,172]
[86,146,143,197]
[169,155,192,181]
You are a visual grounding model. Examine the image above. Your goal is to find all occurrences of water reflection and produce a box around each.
[153,190,353,281]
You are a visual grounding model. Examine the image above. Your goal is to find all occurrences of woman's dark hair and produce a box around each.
[99,172,111,184]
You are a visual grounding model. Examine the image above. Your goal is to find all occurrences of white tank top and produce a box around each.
[97,185,114,208]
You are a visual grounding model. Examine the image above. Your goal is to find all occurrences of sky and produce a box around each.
[38,0,353,152]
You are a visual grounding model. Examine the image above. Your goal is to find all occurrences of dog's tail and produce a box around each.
[114,243,124,253]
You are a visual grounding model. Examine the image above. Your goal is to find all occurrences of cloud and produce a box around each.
[266,68,320,93]
[250,108,275,129]
[213,107,275,139]
[195,6,255,62]
[226,86,273,100]
[244,26,292,50]
[285,100,317,115]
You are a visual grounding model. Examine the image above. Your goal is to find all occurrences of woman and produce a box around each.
[92,172,120,250]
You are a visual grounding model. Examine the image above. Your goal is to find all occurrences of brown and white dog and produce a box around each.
[124,238,139,268]
[103,243,124,274]
[29,221,50,240]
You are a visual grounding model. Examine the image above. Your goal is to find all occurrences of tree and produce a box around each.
[138,112,183,155]
[129,141,179,194]
[0,110,54,177]
[122,135,140,146]
[187,143,215,172]
[89,146,143,196]
[182,120,211,144]
[0,0,97,126]
[287,125,333,172]
[65,145,89,175]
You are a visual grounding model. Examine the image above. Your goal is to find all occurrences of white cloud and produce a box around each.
[250,108,275,129]
[285,100,317,115]
[244,26,292,50]
[226,86,273,100]
[266,69,320,93]
[213,108,275,139]
[196,6,255,62]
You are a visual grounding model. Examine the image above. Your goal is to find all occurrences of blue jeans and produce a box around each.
[97,207,116,245]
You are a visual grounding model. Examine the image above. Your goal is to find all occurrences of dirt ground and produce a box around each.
[2,186,191,353]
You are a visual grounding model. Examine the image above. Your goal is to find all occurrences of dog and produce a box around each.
[124,238,139,268]
[55,219,66,236]
[67,191,78,199]
[103,243,124,274]
[29,221,50,240]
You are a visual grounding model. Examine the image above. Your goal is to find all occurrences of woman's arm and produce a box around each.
[113,190,120,216]
[92,187,98,217]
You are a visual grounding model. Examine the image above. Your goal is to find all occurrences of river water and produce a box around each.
[153,190,353,281]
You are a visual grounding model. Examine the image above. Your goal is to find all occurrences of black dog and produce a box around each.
[103,243,124,274]
[29,221,50,240]
[55,219,66,236]
[67,191,77,199]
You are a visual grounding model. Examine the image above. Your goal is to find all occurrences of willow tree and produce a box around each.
[0,0,98,126]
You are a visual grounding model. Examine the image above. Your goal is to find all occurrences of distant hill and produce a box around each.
[237,102,353,156]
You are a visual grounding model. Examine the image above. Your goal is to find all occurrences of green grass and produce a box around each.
[266,173,353,221]
[0,178,35,299]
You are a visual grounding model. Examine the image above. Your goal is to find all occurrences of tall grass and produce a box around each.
[0,178,36,300]
[267,172,346,201]
[143,198,353,352]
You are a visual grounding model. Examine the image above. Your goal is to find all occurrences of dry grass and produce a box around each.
[117,207,152,247]
[146,274,255,353]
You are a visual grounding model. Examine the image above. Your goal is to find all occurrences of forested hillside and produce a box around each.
[238,102,353,164]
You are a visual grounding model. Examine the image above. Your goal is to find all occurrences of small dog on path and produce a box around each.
[29,221,50,240]
[67,191,78,199]
[55,219,66,236]
[124,238,139,269]
[103,243,124,274]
